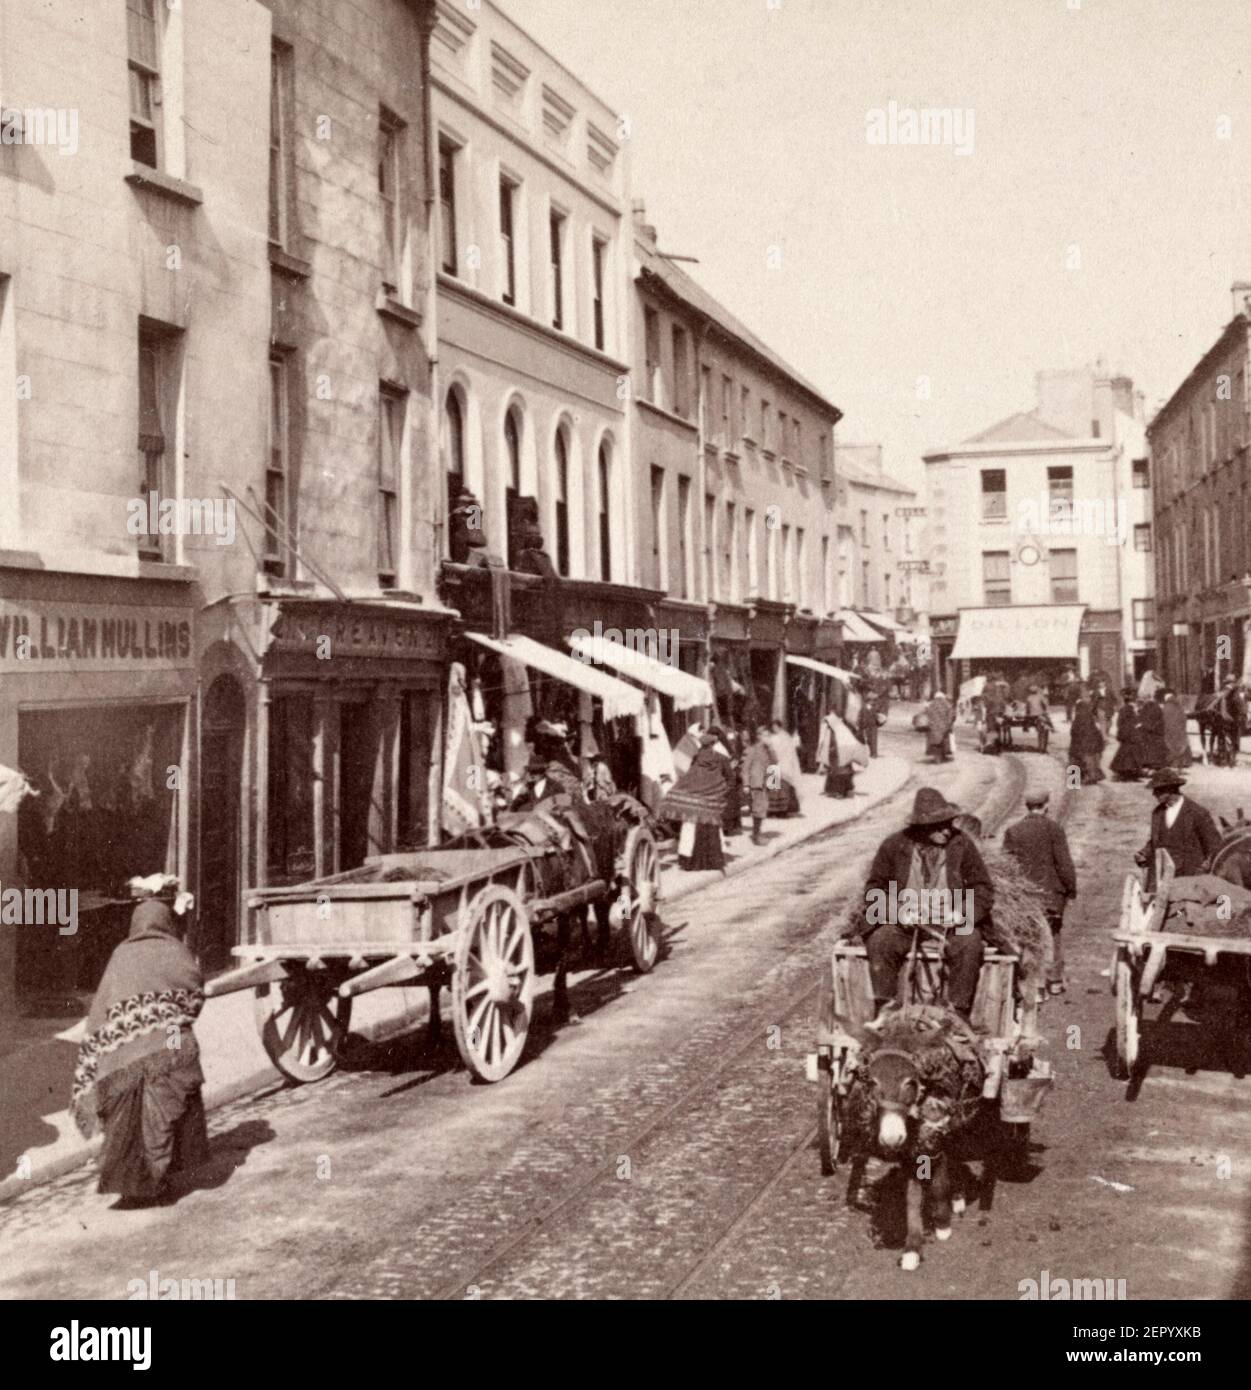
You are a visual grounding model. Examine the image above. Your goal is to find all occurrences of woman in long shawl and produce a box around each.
[817,710,869,798]
[71,895,208,1207]
[1069,699,1106,785]
[1136,692,1169,771]
[659,733,729,871]
[764,719,803,816]
[1161,689,1193,768]
[1109,693,1143,781]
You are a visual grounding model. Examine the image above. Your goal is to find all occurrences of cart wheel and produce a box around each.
[254,971,352,1084]
[621,825,661,973]
[1113,953,1140,1080]
[817,1076,841,1176]
[452,884,535,1083]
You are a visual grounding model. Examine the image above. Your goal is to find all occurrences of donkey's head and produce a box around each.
[862,1047,924,1154]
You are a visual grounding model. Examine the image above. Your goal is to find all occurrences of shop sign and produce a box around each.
[268,606,443,663]
[0,600,192,673]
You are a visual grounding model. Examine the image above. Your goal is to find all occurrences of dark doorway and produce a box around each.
[338,702,375,871]
[200,675,245,973]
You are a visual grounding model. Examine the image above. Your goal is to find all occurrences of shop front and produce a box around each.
[197,596,452,957]
[949,604,1087,693]
[0,571,196,1022]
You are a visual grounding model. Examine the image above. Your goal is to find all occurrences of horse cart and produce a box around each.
[1111,843,1251,1080]
[807,931,1054,1175]
[205,795,662,1085]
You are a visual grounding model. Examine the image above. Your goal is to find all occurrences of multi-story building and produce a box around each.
[0,0,444,1028]
[630,208,842,735]
[429,0,656,782]
[924,367,1152,694]
[1148,284,1251,692]
[831,444,923,653]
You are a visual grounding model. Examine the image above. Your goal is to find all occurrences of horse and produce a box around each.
[1192,690,1245,766]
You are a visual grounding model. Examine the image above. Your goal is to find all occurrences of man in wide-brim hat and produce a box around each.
[1135,767,1220,891]
[851,787,994,1017]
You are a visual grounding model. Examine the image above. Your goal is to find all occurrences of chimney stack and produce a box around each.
[632,199,657,248]
[1233,282,1251,321]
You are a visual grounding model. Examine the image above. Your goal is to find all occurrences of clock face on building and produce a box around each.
[1017,541,1042,567]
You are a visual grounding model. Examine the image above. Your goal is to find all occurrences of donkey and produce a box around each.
[844,1042,967,1270]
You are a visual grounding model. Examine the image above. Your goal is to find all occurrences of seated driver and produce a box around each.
[854,787,994,1019]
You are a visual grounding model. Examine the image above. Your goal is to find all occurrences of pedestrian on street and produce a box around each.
[1026,684,1051,753]
[857,686,880,758]
[817,708,868,798]
[1133,692,1167,773]
[1161,688,1193,768]
[1110,690,1143,782]
[1063,668,1081,724]
[660,731,730,872]
[1134,768,1221,891]
[1069,698,1105,785]
[925,688,954,762]
[765,718,803,817]
[854,787,993,1018]
[741,723,772,846]
[1003,790,1077,995]
[70,883,209,1208]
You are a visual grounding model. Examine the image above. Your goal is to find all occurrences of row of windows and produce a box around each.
[443,388,614,579]
[978,462,1150,523]
[1157,493,1251,597]
[439,140,611,352]
[981,548,1078,606]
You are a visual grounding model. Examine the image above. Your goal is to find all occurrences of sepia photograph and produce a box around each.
[0,0,1248,1351]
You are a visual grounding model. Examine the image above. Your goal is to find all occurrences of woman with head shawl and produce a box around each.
[1136,691,1169,771]
[817,709,869,798]
[1109,691,1143,782]
[1160,689,1193,768]
[1069,698,1106,785]
[70,891,208,1207]
[764,719,803,817]
[659,731,729,871]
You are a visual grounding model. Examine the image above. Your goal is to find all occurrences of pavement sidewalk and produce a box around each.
[0,751,911,1204]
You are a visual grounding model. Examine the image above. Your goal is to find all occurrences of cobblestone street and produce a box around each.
[3,726,1249,1300]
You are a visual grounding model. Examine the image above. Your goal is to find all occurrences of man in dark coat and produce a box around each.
[1003,790,1077,993]
[1134,769,1221,891]
[857,688,880,758]
[857,787,993,1017]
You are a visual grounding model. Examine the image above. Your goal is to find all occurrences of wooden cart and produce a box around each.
[205,810,662,1086]
[1111,851,1251,1080]
[806,933,1053,1174]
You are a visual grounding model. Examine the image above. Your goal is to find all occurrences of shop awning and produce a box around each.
[861,611,918,642]
[786,654,858,684]
[465,631,645,721]
[567,633,712,710]
[836,610,889,644]
[950,605,1086,661]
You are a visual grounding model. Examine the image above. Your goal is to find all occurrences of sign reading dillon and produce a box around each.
[0,601,192,673]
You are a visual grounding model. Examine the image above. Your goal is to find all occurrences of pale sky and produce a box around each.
[503,0,1251,489]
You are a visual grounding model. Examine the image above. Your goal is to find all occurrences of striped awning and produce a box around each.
[568,633,712,711]
[836,610,889,644]
[465,632,645,721]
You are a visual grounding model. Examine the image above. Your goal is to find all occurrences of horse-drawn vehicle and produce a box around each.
[1111,829,1251,1081]
[205,794,662,1085]
[807,926,1054,1267]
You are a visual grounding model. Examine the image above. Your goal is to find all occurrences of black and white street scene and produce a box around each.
[1,0,1250,1335]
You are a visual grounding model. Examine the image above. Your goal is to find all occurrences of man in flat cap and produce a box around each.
[1003,790,1077,994]
[1134,768,1220,891]
[856,786,994,1018]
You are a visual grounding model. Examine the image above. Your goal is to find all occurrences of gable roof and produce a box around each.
[962,410,1076,446]
[834,447,915,494]
[636,236,841,422]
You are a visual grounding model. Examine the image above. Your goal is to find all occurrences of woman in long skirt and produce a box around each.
[1161,689,1193,768]
[71,890,208,1207]
[660,734,730,871]
[1109,693,1143,781]
[1069,699,1106,785]
[817,711,868,799]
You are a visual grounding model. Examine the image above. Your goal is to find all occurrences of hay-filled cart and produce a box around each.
[205,796,661,1085]
[807,931,1054,1174]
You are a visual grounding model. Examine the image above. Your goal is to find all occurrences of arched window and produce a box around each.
[554,430,570,577]
[445,390,465,494]
[598,442,611,580]
[504,409,522,569]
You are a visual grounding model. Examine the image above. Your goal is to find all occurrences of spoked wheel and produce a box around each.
[621,825,661,973]
[452,885,535,1083]
[1113,952,1139,1080]
[254,970,352,1084]
[817,1077,841,1176]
